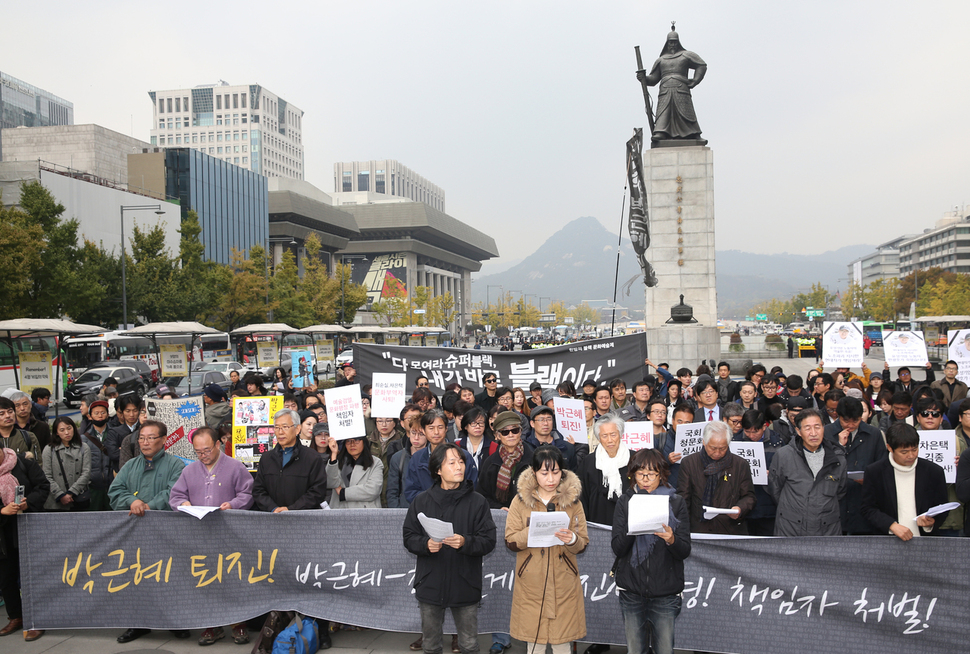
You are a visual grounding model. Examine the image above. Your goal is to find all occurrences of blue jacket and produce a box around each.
[404,445,478,503]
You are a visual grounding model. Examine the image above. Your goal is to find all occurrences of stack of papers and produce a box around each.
[915,502,961,520]
[177,505,220,520]
[527,511,570,547]
[417,512,455,542]
[702,506,736,521]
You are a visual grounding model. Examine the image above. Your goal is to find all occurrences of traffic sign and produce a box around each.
[756,313,767,321]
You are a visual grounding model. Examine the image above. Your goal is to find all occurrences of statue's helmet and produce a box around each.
[662,21,684,55]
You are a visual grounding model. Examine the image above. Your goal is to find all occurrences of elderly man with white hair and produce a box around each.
[675,420,756,534]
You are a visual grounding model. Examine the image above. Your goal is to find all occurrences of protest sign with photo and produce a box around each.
[947,330,970,386]
[822,321,864,368]
[882,330,928,368]
[231,395,284,470]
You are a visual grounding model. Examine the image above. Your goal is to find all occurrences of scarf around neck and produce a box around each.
[699,449,731,509]
[496,442,524,502]
[630,484,680,567]
[0,447,19,505]
[595,441,631,500]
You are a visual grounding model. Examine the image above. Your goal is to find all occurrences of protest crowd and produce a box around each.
[1,340,969,654]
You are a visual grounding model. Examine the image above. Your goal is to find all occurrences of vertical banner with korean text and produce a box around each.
[371,373,407,419]
[553,397,587,444]
[160,344,188,377]
[17,351,51,394]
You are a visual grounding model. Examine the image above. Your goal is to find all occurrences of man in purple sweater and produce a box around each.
[169,426,254,646]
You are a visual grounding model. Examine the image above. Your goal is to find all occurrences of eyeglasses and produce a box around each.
[484,378,497,384]
[919,410,941,418]
[468,420,486,428]
[138,435,163,443]
[534,416,554,423]
[634,471,660,481]
[194,447,215,457]
[273,423,296,431]
[498,427,522,436]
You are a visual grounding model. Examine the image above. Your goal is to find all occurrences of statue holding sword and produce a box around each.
[635,22,707,144]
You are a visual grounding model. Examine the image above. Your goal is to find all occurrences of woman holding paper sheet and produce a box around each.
[505,445,588,654]
[612,448,690,654]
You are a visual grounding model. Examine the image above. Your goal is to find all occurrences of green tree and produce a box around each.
[547,300,569,325]
[841,282,866,320]
[897,268,956,317]
[571,302,598,328]
[269,249,310,327]
[126,223,178,323]
[0,199,44,319]
[862,278,899,321]
[71,239,123,327]
[15,181,85,318]
[427,293,456,329]
[207,246,274,331]
[172,210,221,322]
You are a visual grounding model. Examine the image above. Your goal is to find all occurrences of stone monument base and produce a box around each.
[645,324,721,368]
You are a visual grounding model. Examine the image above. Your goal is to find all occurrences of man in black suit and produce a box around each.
[860,423,948,540]
[692,378,722,423]
[823,396,887,534]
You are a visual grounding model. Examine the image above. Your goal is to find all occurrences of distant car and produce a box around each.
[156,371,231,398]
[199,361,248,375]
[335,349,354,366]
[64,366,146,408]
[86,359,157,386]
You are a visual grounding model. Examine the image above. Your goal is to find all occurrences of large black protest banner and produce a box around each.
[21,511,961,653]
[353,334,648,394]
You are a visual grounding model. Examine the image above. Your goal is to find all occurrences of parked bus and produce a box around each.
[65,331,231,381]
[0,335,60,393]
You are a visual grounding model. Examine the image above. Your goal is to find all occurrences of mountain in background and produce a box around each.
[472,217,874,318]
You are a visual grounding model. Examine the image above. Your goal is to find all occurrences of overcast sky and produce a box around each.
[5,1,969,266]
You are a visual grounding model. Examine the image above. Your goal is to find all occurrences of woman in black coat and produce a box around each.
[612,449,690,654]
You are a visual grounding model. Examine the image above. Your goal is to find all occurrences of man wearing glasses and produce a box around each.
[109,420,189,644]
[912,397,964,537]
[883,362,935,395]
[474,374,500,413]
[252,409,328,514]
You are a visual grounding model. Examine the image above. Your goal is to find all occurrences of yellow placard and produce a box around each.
[18,352,51,394]
[160,344,188,377]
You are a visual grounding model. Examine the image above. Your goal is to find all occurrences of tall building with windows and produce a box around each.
[0,71,74,160]
[148,82,304,180]
[898,208,970,275]
[332,160,445,212]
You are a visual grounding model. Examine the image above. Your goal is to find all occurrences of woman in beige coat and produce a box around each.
[505,444,588,654]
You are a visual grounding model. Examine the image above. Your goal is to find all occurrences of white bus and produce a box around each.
[64,331,232,381]
[0,335,60,394]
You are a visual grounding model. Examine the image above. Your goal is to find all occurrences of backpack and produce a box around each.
[272,614,319,654]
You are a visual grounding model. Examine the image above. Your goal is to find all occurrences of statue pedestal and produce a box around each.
[639,145,718,365]
[645,324,721,368]
[641,145,717,326]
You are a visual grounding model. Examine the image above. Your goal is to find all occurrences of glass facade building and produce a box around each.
[164,148,268,265]
[0,71,74,159]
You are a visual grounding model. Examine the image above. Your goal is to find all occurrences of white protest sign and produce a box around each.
[256,342,278,367]
[919,430,957,484]
[554,397,587,444]
[674,422,706,458]
[371,373,407,418]
[160,344,188,377]
[729,441,767,486]
[622,422,654,450]
[17,351,51,394]
[822,321,864,368]
[324,383,366,440]
[948,330,970,386]
[883,330,928,368]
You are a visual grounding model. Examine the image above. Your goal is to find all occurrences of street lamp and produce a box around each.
[120,204,164,329]
[339,254,368,326]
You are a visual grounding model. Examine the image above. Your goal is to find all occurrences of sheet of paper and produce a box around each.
[586,521,612,532]
[822,321,864,368]
[553,397,588,444]
[527,511,570,547]
[628,494,669,535]
[882,330,929,367]
[916,501,962,520]
[674,422,706,458]
[729,441,767,486]
[177,505,220,520]
[918,430,957,484]
[371,373,407,418]
[703,505,737,521]
[847,470,865,481]
[622,422,654,450]
[320,501,331,510]
[417,512,455,542]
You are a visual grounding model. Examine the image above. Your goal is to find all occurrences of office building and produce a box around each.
[898,208,970,276]
[0,160,181,257]
[129,148,268,265]
[332,160,445,212]
[1,124,149,187]
[0,71,74,160]
[336,202,497,334]
[148,82,304,180]
[847,236,909,287]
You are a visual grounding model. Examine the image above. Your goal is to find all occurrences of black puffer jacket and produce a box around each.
[403,480,496,607]
[611,486,691,598]
[475,443,534,509]
[252,442,328,511]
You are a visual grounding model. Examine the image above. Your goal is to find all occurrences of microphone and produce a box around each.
[546,502,556,512]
